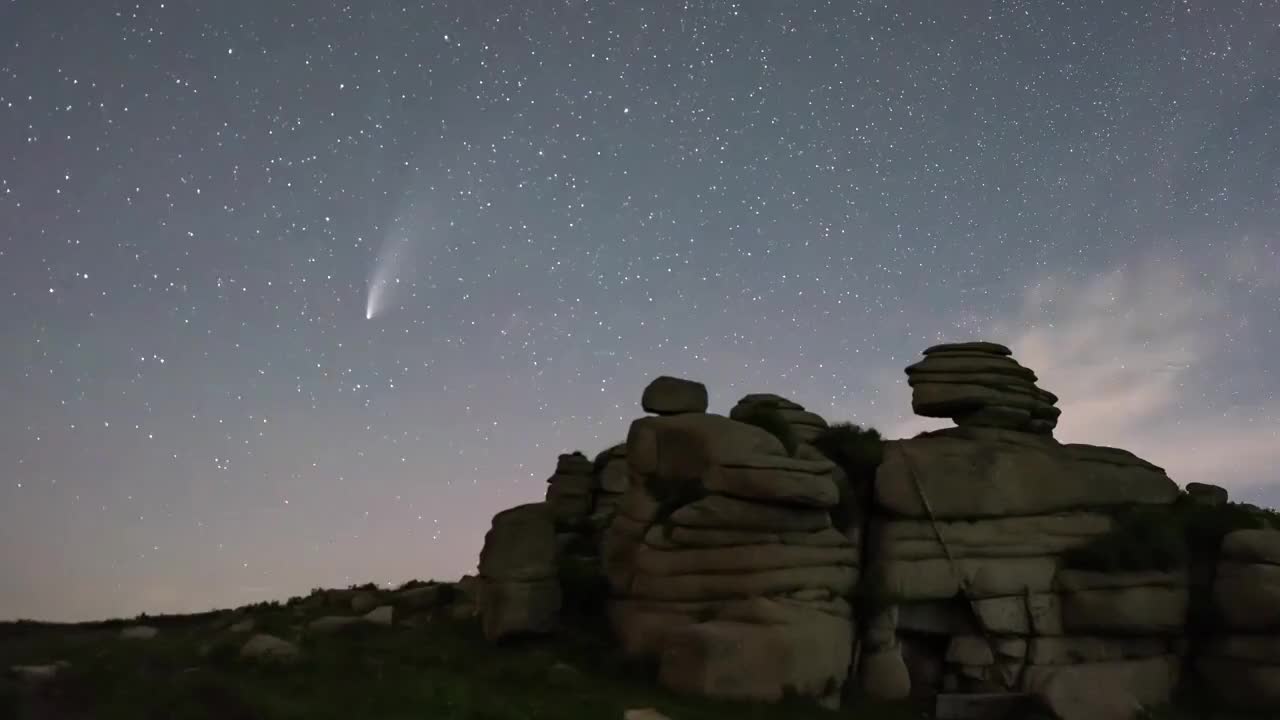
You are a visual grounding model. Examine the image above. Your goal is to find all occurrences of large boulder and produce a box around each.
[875,430,1179,520]
[1026,655,1180,720]
[477,502,561,641]
[1200,529,1280,710]
[729,394,830,445]
[641,376,708,415]
[544,452,596,528]
[658,598,852,709]
[602,412,856,707]
[906,342,1059,434]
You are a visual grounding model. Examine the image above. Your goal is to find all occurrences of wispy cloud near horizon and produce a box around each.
[885,247,1280,505]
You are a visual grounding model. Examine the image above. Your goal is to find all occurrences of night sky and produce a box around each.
[3,1,1279,622]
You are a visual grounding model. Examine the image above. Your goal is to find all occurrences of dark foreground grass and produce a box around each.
[0,611,929,720]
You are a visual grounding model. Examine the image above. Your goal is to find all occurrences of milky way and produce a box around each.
[2,1,1278,621]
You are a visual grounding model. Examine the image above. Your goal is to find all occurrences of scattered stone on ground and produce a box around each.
[118,625,158,640]
[228,618,255,633]
[364,605,394,626]
[307,616,362,634]
[622,709,672,720]
[240,634,300,662]
[8,661,70,684]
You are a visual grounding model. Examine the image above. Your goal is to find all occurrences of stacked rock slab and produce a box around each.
[545,451,596,535]
[729,393,829,445]
[906,341,1060,435]
[589,443,629,529]
[641,375,709,416]
[601,411,859,709]
[866,343,1184,712]
[477,502,561,641]
[1198,529,1280,711]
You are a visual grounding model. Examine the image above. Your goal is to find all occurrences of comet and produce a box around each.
[365,236,409,320]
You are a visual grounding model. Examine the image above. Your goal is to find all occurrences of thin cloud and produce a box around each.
[883,252,1279,504]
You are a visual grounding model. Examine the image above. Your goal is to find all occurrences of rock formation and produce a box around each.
[465,341,1280,717]
[544,452,595,530]
[477,502,561,641]
[906,341,1060,435]
[1198,528,1280,711]
[865,344,1184,713]
[601,409,858,708]
[729,393,830,445]
[640,376,708,416]
[590,443,629,525]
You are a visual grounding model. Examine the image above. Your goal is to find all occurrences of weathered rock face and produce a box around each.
[729,394,830,445]
[641,376,708,415]
[545,452,595,529]
[1198,529,1280,710]
[875,427,1179,520]
[907,342,1060,435]
[602,412,857,708]
[477,502,561,641]
[861,345,1183,710]
[590,443,629,528]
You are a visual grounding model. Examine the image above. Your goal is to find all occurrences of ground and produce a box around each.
[0,604,933,720]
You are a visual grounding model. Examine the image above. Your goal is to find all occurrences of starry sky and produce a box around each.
[3,0,1279,622]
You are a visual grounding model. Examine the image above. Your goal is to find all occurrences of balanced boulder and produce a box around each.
[641,376,708,415]
[477,502,561,641]
[906,342,1060,434]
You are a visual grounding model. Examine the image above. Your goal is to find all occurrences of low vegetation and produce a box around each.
[0,600,925,720]
[811,422,884,532]
[1061,493,1280,573]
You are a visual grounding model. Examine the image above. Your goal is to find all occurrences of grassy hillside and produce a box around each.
[0,596,929,720]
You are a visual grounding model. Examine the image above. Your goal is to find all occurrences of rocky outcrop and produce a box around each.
[545,452,595,530]
[641,376,708,415]
[1198,529,1280,711]
[602,411,857,708]
[729,393,829,445]
[861,344,1184,715]
[241,634,300,662]
[590,443,629,525]
[907,342,1060,435]
[462,342,1279,716]
[477,502,561,641]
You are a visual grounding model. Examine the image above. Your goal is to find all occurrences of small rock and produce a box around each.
[350,591,379,614]
[240,634,300,662]
[307,616,362,634]
[547,661,581,685]
[364,605,394,626]
[1185,482,1228,506]
[623,709,672,720]
[9,661,69,683]
[119,625,158,640]
[228,618,255,633]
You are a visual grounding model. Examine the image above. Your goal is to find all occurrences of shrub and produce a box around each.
[1060,496,1280,573]
[735,404,798,456]
[1061,507,1190,572]
[811,422,884,531]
